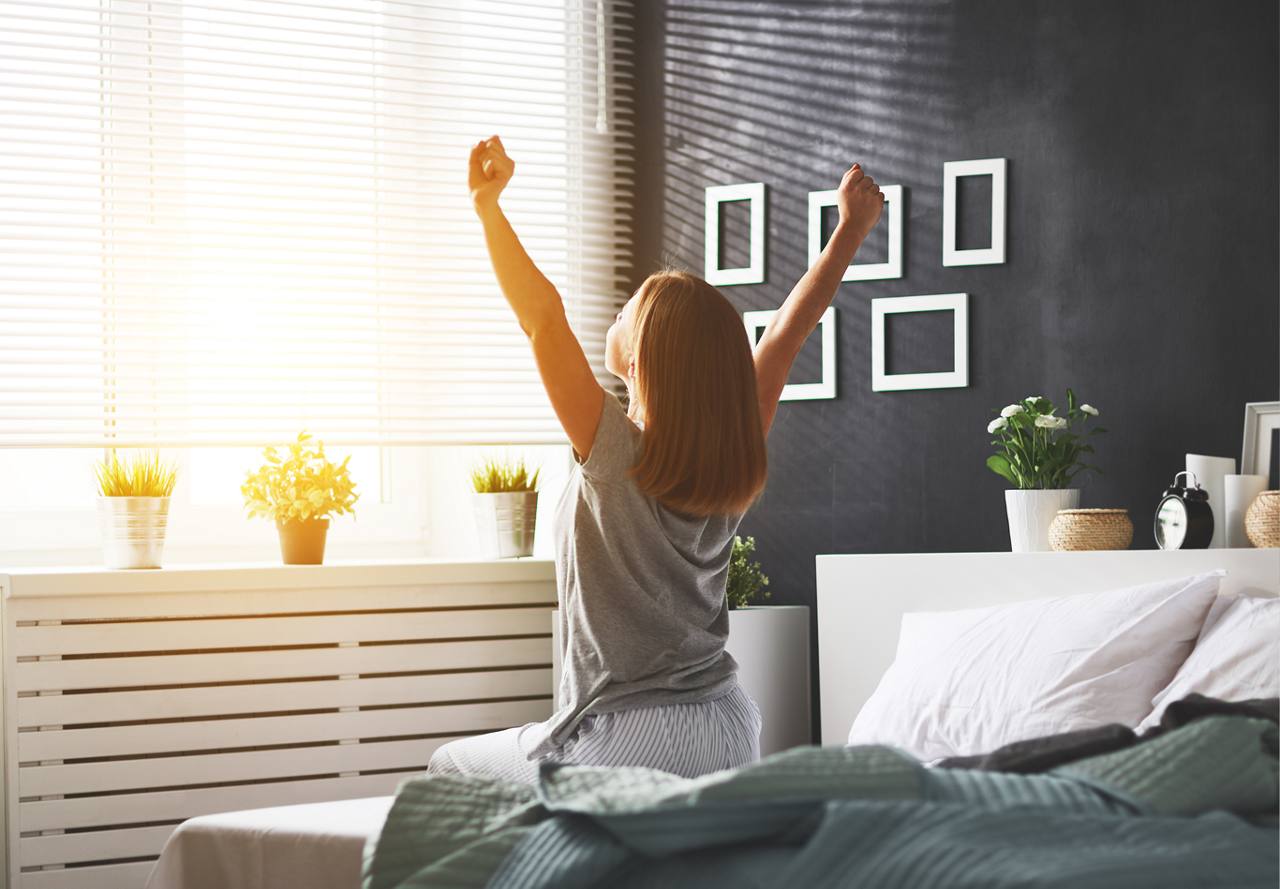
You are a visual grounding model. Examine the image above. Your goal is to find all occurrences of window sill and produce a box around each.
[0,557,556,598]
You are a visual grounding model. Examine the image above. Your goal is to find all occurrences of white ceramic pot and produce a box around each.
[1004,488,1080,552]
[551,604,812,758]
[473,491,538,558]
[725,605,811,756]
[99,495,171,569]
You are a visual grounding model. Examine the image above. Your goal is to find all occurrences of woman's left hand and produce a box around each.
[469,135,515,213]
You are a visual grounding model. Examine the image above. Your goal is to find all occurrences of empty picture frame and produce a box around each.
[705,182,767,285]
[744,306,836,400]
[871,292,968,392]
[1242,401,1280,488]
[808,184,903,280]
[943,158,1006,266]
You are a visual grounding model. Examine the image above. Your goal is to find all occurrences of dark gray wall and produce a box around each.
[629,0,1279,737]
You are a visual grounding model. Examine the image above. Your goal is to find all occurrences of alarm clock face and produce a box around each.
[1155,496,1187,550]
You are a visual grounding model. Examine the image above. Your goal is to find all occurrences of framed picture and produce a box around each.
[1242,402,1280,489]
[871,293,968,392]
[704,182,767,286]
[743,307,836,400]
[942,158,1006,267]
[808,184,903,280]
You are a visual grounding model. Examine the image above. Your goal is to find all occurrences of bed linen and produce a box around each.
[937,693,1278,774]
[145,795,393,889]
[846,570,1222,760]
[364,711,1277,889]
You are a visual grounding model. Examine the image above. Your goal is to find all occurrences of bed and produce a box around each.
[144,548,1280,889]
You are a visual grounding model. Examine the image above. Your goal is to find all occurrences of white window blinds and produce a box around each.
[1,0,634,447]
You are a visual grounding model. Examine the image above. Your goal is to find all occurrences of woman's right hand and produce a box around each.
[836,163,884,242]
[469,135,515,214]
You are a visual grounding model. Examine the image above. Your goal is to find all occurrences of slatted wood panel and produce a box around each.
[0,562,558,889]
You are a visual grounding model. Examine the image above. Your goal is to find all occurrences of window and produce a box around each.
[0,0,634,448]
[0,0,633,562]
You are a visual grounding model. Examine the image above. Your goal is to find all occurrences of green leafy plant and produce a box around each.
[93,449,178,497]
[470,456,540,494]
[985,389,1106,490]
[241,430,359,523]
[726,535,771,609]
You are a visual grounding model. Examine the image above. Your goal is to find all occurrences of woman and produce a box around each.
[428,135,884,783]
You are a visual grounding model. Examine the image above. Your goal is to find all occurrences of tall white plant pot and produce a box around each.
[551,605,811,759]
[1005,488,1080,552]
[725,605,811,756]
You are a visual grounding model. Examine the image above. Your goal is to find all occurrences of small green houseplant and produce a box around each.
[470,456,540,558]
[985,389,1106,551]
[985,389,1105,489]
[726,535,771,609]
[469,457,541,495]
[241,431,358,565]
[94,449,179,569]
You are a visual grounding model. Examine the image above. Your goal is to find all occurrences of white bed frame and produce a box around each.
[816,548,1280,746]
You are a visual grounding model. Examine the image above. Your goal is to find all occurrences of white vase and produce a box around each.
[1186,454,1237,548]
[1005,489,1080,552]
[725,605,811,756]
[552,605,813,758]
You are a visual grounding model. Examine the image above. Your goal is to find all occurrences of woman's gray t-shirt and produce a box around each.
[533,391,744,755]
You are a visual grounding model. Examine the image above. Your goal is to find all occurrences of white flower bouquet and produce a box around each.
[986,389,1105,489]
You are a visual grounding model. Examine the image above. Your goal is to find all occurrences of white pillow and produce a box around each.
[1135,595,1280,732]
[846,571,1222,761]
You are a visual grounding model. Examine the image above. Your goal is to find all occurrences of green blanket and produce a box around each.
[364,716,1278,889]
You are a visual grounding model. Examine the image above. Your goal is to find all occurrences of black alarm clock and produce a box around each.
[1154,471,1214,550]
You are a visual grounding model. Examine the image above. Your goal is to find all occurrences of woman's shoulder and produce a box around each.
[574,392,642,482]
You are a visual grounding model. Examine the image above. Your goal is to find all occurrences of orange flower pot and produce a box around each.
[276,517,330,565]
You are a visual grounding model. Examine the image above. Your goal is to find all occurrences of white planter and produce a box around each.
[726,605,811,756]
[473,491,538,558]
[551,604,812,759]
[1005,488,1080,552]
[99,495,171,569]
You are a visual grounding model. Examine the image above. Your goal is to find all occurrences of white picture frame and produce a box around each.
[807,184,903,280]
[743,306,836,401]
[871,292,968,392]
[1242,401,1280,487]
[943,158,1006,267]
[705,182,766,286]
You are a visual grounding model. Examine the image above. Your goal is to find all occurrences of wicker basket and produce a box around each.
[1245,491,1280,548]
[1048,508,1134,552]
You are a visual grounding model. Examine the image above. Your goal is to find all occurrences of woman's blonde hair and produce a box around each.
[626,269,767,517]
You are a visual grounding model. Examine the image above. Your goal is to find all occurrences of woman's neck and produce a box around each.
[625,384,646,428]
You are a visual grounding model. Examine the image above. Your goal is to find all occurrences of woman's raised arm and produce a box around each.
[469,135,605,459]
[752,163,884,435]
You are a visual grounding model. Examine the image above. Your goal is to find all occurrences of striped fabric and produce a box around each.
[428,684,762,783]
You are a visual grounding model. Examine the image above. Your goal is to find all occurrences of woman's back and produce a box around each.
[537,391,743,755]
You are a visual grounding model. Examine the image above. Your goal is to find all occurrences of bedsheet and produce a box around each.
[366,714,1279,889]
[144,795,393,889]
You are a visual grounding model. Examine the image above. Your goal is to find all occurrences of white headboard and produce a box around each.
[815,548,1280,746]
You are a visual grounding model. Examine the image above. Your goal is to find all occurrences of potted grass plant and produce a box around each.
[986,389,1106,552]
[722,535,811,756]
[241,431,358,565]
[94,449,179,569]
[470,456,540,558]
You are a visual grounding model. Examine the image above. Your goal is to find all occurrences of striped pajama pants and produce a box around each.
[428,683,763,784]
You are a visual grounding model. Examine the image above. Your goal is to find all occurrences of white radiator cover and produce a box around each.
[0,559,558,889]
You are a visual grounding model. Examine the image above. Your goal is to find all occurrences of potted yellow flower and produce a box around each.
[93,449,179,569]
[241,431,358,565]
